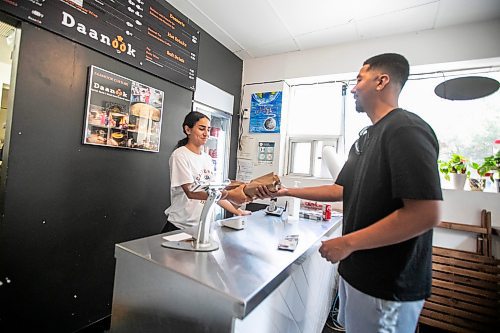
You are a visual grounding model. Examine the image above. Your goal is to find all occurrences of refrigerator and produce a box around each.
[193,101,232,220]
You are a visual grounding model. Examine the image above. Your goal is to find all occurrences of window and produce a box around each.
[399,71,500,161]
[345,68,500,162]
[286,82,344,177]
[287,61,500,180]
[288,83,344,136]
[288,137,340,177]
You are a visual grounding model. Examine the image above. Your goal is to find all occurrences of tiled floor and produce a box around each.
[323,322,345,332]
[75,316,110,333]
[78,314,451,332]
[322,321,452,333]
[418,324,451,333]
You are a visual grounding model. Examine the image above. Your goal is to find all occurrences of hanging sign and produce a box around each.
[249,91,282,133]
[0,0,199,91]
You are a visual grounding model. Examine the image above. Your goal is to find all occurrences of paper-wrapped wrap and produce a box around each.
[226,172,281,198]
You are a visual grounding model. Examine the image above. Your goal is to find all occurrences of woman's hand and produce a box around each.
[225,184,252,205]
[235,208,252,216]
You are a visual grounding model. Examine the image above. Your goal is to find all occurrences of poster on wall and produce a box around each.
[83,66,164,152]
[0,0,200,90]
[249,91,282,133]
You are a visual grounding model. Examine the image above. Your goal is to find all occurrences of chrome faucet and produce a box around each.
[162,182,228,252]
[194,185,224,251]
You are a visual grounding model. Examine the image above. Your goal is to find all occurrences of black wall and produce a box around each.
[0,18,242,332]
[197,29,244,180]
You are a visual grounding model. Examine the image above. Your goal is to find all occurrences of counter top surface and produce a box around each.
[116,211,341,316]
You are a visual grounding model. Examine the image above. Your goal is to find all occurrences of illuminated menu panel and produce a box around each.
[0,0,199,90]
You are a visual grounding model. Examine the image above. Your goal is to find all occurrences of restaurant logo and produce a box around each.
[92,82,129,100]
[61,11,136,58]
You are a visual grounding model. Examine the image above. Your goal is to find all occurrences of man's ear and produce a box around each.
[376,74,390,91]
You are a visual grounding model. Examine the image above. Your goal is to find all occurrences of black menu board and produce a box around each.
[0,0,199,91]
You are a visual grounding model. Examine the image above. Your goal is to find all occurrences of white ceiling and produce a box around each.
[165,0,500,60]
[1,1,499,64]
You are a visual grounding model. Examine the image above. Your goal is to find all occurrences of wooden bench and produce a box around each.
[419,210,500,332]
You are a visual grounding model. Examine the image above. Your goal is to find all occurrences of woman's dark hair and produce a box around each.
[176,111,210,148]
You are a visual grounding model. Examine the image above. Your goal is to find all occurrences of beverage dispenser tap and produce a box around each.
[162,182,229,252]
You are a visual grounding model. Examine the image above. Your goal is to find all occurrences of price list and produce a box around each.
[0,0,200,90]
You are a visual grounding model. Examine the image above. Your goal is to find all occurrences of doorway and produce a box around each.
[0,20,15,162]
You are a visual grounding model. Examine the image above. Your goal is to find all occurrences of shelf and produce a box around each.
[111,112,128,117]
[88,123,108,129]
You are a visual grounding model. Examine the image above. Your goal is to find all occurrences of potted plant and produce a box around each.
[438,153,468,190]
[469,162,489,191]
[471,152,500,192]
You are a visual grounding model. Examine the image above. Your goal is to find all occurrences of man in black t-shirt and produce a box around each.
[255,53,442,332]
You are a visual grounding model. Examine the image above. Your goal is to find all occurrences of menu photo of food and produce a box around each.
[83,66,165,152]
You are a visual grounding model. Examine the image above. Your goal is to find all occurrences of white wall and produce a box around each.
[0,62,11,85]
[242,18,500,256]
[0,62,12,114]
[0,32,12,86]
[243,19,500,83]
[435,189,500,257]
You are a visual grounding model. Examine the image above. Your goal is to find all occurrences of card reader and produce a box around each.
[265,198,287,217]
[221,216,246,230]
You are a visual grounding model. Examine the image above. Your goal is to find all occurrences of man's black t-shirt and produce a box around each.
[336,108,443,301]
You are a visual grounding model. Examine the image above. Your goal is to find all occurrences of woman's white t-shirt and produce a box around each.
[164,146,214,229]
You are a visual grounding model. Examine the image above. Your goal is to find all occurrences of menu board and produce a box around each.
[0,0,199,91]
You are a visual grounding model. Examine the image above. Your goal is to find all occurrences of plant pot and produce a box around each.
[449,173,467,190]
[469,178,486,191]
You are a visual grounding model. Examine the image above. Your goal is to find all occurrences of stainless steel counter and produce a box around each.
[110,211,342,333]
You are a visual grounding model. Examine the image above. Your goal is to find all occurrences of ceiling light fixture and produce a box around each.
[434,76,499,100]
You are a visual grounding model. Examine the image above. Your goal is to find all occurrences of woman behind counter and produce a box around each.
[163,111,250,233]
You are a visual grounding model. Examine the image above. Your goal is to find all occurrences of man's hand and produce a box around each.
[319,237,354,264]
[254,185,288,199]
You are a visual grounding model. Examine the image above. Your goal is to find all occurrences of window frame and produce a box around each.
[286,135,340,178]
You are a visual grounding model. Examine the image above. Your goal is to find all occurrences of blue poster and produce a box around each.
[249,91,282,133]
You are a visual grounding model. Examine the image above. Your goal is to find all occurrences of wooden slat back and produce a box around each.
[419,209,499,332]
[432,246,500,265]
[432,255,500,275]
[438,221,487,234]
[432,271,500,292]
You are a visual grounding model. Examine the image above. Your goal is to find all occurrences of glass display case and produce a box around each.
[193,102,232,220]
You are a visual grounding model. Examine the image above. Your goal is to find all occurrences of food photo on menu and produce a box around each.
[83,66,164,152]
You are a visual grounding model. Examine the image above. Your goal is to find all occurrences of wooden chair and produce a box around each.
[419,210,500,332]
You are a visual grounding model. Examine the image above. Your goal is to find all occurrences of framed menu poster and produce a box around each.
[83,66,164,152]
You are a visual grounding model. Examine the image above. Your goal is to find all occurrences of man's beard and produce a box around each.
[355,99,365,113]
